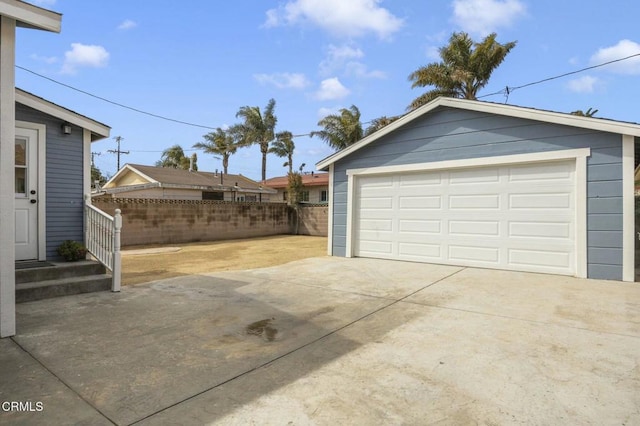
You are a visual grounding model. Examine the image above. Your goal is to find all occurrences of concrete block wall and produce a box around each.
[92,198,293,246]
[296,205,328,237]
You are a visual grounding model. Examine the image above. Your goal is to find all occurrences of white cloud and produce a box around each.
[345,62,386,79]
[254,72,311,89]
[425,45,440,60]
[320,44,364,75]
[317,106,340,119]
[319,43,385,79]
[118,19,137,30]
[61,43,109,75]
[567,75,599,93]
[451,0,526,36]
[264,0,404,39]
[30,53,58,64]
[589,39,640,75]
[315,78,350,101]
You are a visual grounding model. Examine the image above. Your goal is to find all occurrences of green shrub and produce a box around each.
[57,240,87,261]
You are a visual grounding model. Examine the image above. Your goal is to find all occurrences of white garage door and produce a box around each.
[354,160,576,275]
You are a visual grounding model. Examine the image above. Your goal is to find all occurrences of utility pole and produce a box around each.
[90,151,101,167]
[107,136,129,170]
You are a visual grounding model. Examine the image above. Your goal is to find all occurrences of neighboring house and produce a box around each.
[2,1,63,338]
[99,164,276,202]
[317,97,640,282]
[263,172,329,204]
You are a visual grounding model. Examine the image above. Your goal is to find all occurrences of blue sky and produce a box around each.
[16,0,640,181]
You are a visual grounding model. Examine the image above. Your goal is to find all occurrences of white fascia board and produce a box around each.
[0,0,61,33]
[317,97,640,170]
[16,89,110,140]
[441,98,640,137]
[346,148,591,177]
[103,182,158,194]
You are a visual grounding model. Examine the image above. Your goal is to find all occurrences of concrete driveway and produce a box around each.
[1,257,639,425]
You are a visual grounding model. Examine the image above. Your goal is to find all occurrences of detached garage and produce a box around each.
[316,98,640,282]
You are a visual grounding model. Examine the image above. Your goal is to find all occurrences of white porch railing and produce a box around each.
[85,196,122,292]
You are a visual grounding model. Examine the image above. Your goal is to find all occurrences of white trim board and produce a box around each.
[16,121,47,261]
[346,148,591,176]
[345,149,590,278]
[16,89,110,140]
[317,97,640,171]
[0,0,61,33]
[327,163,334,256]
[622,135,634,282]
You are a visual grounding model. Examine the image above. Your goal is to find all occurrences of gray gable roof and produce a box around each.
[316,97,640,170]
[105,164,276,194]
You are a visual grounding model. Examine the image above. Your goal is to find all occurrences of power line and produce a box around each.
[479,52,640,100]
[16,52,640,137]
[16,65,218,130]
[106,136,129,170]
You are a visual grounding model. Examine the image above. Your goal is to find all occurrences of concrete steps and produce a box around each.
[16,260,112,303]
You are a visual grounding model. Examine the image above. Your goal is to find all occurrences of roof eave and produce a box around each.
[316,97,640,170]
[1,0,61,33]
[16,88,110,140]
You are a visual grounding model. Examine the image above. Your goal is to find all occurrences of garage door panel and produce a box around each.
[353,160,576,276]
[358,240,393,255]
[449,245,500,263]
[509,221,571,238]
[399,219,441,234]
[509,193,572,209]
[449,168,500,184]
[359,197,393,209]
[449,194,500,210]
[358,219,393,232]
[399,173,442,186]
[509,249,571,269]
[358,175,393,188]
[398,196,441,209]
[399,242,441,259]
[449,220,500,237]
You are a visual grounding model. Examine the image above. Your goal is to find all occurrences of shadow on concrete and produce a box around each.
[9,272,419,425]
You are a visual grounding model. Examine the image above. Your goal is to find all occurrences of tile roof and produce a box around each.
[263,173,329,189]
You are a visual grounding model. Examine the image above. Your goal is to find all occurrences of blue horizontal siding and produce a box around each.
[17,103,86,260]
[331,106,623,280]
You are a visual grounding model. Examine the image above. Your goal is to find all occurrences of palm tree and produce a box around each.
[311,105,363,150]
[571,107,598,117]
[269,131,295,174]
[364,115,400,136]
[193,128,238,174]
[234,98,277,181]
[156,144,196,170]
[408,32,517,110]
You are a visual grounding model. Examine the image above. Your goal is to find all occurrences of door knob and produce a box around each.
[30,199,36,204]
[30,190,36,195]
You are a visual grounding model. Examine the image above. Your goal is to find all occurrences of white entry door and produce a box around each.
[15,127,40,261]
[354,160,577,276]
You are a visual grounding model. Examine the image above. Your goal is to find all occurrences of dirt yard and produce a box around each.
[121,235,327,286]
